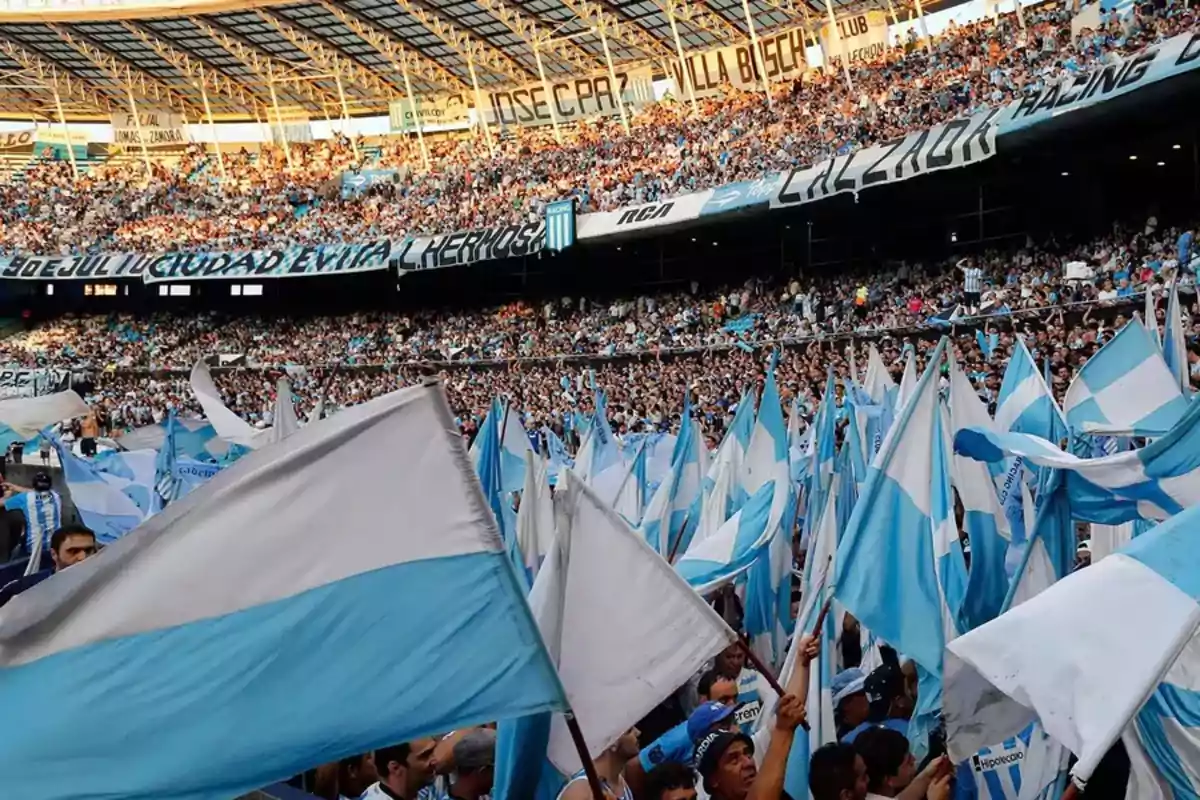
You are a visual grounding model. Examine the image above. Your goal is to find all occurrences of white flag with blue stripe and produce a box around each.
[54,439,156,544]
[954,397,1200,524]
[948,355,1011,631]
[835,338,967,755]
[0,383,567,800]
[516,450,555,586]
[694,391,757,540]
[1163,279,1190,395]
[677,469,790,594]
[896,347,918,413]
[1064,320,1189,436]
[612,440,648,526]
[1146,286,1161,348]
[640,404,707,559]
[864,343,898,406]
[995,338,1067,440]
[946,498,1200,790]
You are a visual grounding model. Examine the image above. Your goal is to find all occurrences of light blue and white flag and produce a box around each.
[542,427,573,485]
[1,383,567,800]
[472,398,526,589]
[836,338,967,756]
[1063,320,1189,436]
[500,402,534,493]
[54,439,155,544]
[807,371,839,537]
[574,392,620,484]
[677,471,790,595]
[694,391,757,540]
[948,355,1011,631]
[946,499,1200,790]
[954,397,1200,524]
[864,343,898,405]
[612,440,649,527]
[119,417,232,463]
[641,402,707,559]
[1146,287,1161,349]
[516,450,555,586]
[896,347,919,414]
[1163,279,1190,395]
[153,413,182,513]
[995,338,1067,441]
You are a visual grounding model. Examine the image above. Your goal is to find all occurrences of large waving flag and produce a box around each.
[945,500,1200,792]
[954,396,1200,524]
[1163,279,1190,395]
[1064,320,1188,436]
[677,471,790,594]
[119,418,234,463]
[0,383,566,800]
[947,355,1011,631]
[189,360,261,448]
[835,338,966,754]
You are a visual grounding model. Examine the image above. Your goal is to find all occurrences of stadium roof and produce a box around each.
[0,0,867,120]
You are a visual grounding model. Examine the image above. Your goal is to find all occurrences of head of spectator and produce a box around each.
[449,728,495,800]
[697,669,738,706]
[695,730,755,800]
[809,742,869,800]
[644,762,698,800]
[375,738,437,799]
[853,727,916,797]
[713,643,747,680]
[50,524,96,572]
[832,668,869,735]
[865,660,912,723]
[336,752,377,799]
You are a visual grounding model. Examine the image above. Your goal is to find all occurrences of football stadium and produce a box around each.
[0,0,1198,797]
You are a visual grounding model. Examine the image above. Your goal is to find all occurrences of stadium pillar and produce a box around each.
[913,0,932,51]
[533,39,563,144]
[466,50,495,153]
[665,0,700,116]
[400,56,430,171]
[333,72,359,160]
[197,65,227,182]
[821,0,855,92]
[49,67,78,179]
[885,0,900,27]
[740,0,773,108]
[266,69,295,171]
[597,19,630,134]
[122,70,154,177]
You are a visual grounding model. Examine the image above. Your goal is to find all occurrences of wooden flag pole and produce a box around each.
[564,711,609,800]
[1061,783,1080,800]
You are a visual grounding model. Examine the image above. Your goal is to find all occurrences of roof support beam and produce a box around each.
[654,0,746,44]
[315,2,470,92]
[383,0,534,85]
[122,21,268,116]
[469,0,605,74]
[0,38,113,112]
[186,16,345,115]
[554,0,676,61]
[49,24,205,118]
[253,8,417,101]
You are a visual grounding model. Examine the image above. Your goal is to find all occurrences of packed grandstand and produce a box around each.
[1,0,1199,797]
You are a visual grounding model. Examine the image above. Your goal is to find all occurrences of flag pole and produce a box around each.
[564,711,610,800]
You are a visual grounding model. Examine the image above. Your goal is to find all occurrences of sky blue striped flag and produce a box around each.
[954,395,1200,525]
[695,391,757,539]
[1064,320,1189,436]
[500,402,534,493]
[896,348,919,413]
[995,338,1067,440]
[1146,286,1161,348]
[677,472,789,594]
[835,338,966,755]
[742,357,795,668]
[472,397,527,591]
[948,355,1012,631]
[542,426,573,485]
[1163,279,1190,395]
[153,413,181,513]
[641,401,707,558]
[2,384,566,800]
[574,391,621,483]
[806,370,838,542]
[53,439,155,544]
[612,439,649,526]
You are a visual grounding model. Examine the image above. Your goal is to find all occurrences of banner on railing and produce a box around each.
[577,191,713,239]
[668,26,807,100]
[820,11,889,66]
[341,169,398,199]
[482,65,655,130]
[0,240,397,282]
[0,368,69,399]
[389,93,472,133]
[772,105,1004,208]
[110,110,186,148]
[998,30,1200,135]
[701,174,784,216]
[398,220,546,271]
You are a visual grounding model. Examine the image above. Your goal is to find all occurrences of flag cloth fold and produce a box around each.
[0,382,566,800]
[53,439,155,543]
[189,359,261,448]
[944,501,1200,787]
[0,390,89,439]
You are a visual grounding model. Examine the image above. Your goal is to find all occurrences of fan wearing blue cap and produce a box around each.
[830,668,869,739]
[625,701,739,798]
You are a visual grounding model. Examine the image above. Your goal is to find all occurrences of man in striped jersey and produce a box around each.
[2,472,62,563]
[958,258,984,314]
[953,724,1063,800]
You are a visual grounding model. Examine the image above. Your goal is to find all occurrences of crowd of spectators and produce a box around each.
[8,208,1188,449]
[0,1,1193,257]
